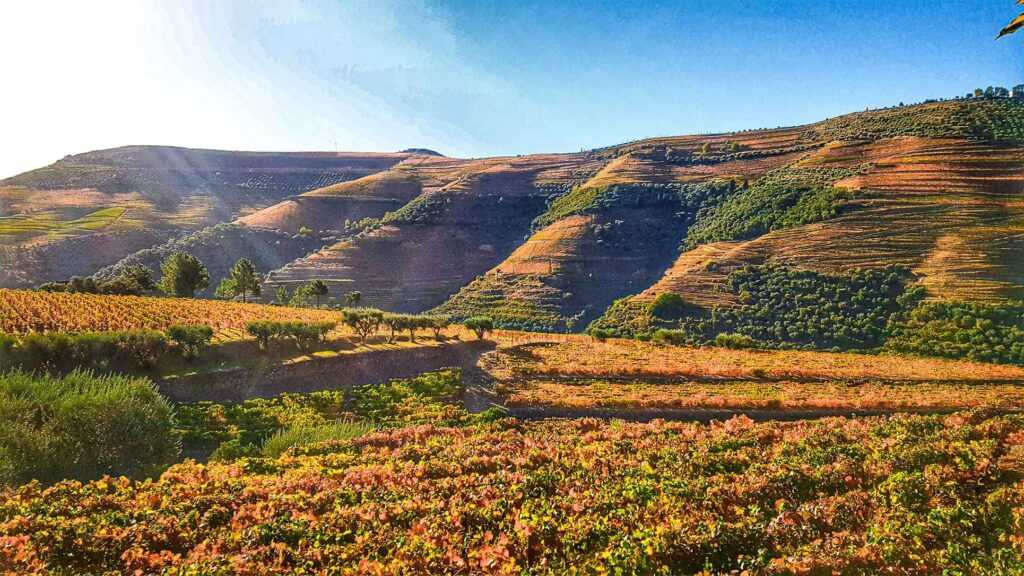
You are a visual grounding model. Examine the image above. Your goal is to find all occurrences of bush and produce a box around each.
[465,316,494,340]
[886,300,1024,365]
[652,329,691,346]
[713,333,761,349]
[166,324,213,360]
[0,330,168,372]
[0,370,179,485]
[650,293,688,320]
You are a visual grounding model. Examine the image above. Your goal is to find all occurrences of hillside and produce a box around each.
[6,98,1024,350]
[0,146,409,287]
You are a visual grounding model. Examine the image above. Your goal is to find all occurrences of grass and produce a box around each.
[259,421,376,458]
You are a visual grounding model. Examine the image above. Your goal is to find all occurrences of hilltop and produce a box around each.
[6,97,1024,350]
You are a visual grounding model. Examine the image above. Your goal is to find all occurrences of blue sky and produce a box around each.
[1,0,1021,178]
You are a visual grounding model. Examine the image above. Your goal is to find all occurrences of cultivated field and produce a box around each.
[0,288,341,334]
[482,338,1024,413]
[4,413,1023,574]
[484,338,1024,382]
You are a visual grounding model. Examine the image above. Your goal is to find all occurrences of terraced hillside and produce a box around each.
[0,146,409,287]
[263,153,605,310]
[444,98,1024,333]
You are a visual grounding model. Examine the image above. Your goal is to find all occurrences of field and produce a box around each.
[0,288,342,334]
[481,338,1024,414]
[483,338,1024,382]
[3,413,1024,574]
[505,379,1024,411]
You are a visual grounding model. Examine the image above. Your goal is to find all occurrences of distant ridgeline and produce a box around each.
[6,96,1024,363]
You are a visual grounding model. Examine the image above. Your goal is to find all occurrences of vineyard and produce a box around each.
[483,339,1024,383]
[0,289,341,334]
[2,413,1023,574]
[506,379,1024,411]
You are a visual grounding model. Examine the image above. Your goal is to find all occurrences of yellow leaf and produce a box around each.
[997,13,1024,38]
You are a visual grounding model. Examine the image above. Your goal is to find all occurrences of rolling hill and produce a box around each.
[0,146,410,287]
[7,97,1024,347]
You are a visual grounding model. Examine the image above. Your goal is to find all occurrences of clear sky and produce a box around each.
[1,0,1021,178]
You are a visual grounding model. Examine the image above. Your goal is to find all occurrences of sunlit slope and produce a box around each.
[0,146,407,287]
[264,154,604,311]
[435,126,824,329]
[627,137,1024,309]
[437,99,1024,330]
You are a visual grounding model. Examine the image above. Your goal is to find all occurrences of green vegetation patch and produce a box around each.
[886,300,1024,365]
[0,370,179,485]
[812,98,1024,142]
[684,166,863,248]
[434,273,570,332]
[176,369,494,459]
[534,181,736,229]
[0,206,127,236]
[591,263,920,351]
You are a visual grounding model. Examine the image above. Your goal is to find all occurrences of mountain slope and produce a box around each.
[0,146,409,287]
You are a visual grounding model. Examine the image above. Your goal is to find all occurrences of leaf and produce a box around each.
[997,13,1024,38]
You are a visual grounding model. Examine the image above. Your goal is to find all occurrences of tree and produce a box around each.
[214,278,237,300]
[974,88,984,98]
[108,264,155,294]
[307,280,329,308]
[275,285,290,305]
[998,2,1024,38]
[342,309,384,343]
[429,316,451,340]
[345,291,362,307]
[465,316,494,340]
[159,252,209,297]
[229,258,261,303]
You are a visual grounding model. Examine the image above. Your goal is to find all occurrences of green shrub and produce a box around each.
[208,438,261,462]
[341,308,385,343]
[713,333,761,349]
[650,293,689,320]
[246,320,278,350]
[260,421,375,458]
[166,324,213,360]
[652,329,691,346]
[0,370,179,485]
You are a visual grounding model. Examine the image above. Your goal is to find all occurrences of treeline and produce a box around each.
[0,325,213,373]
